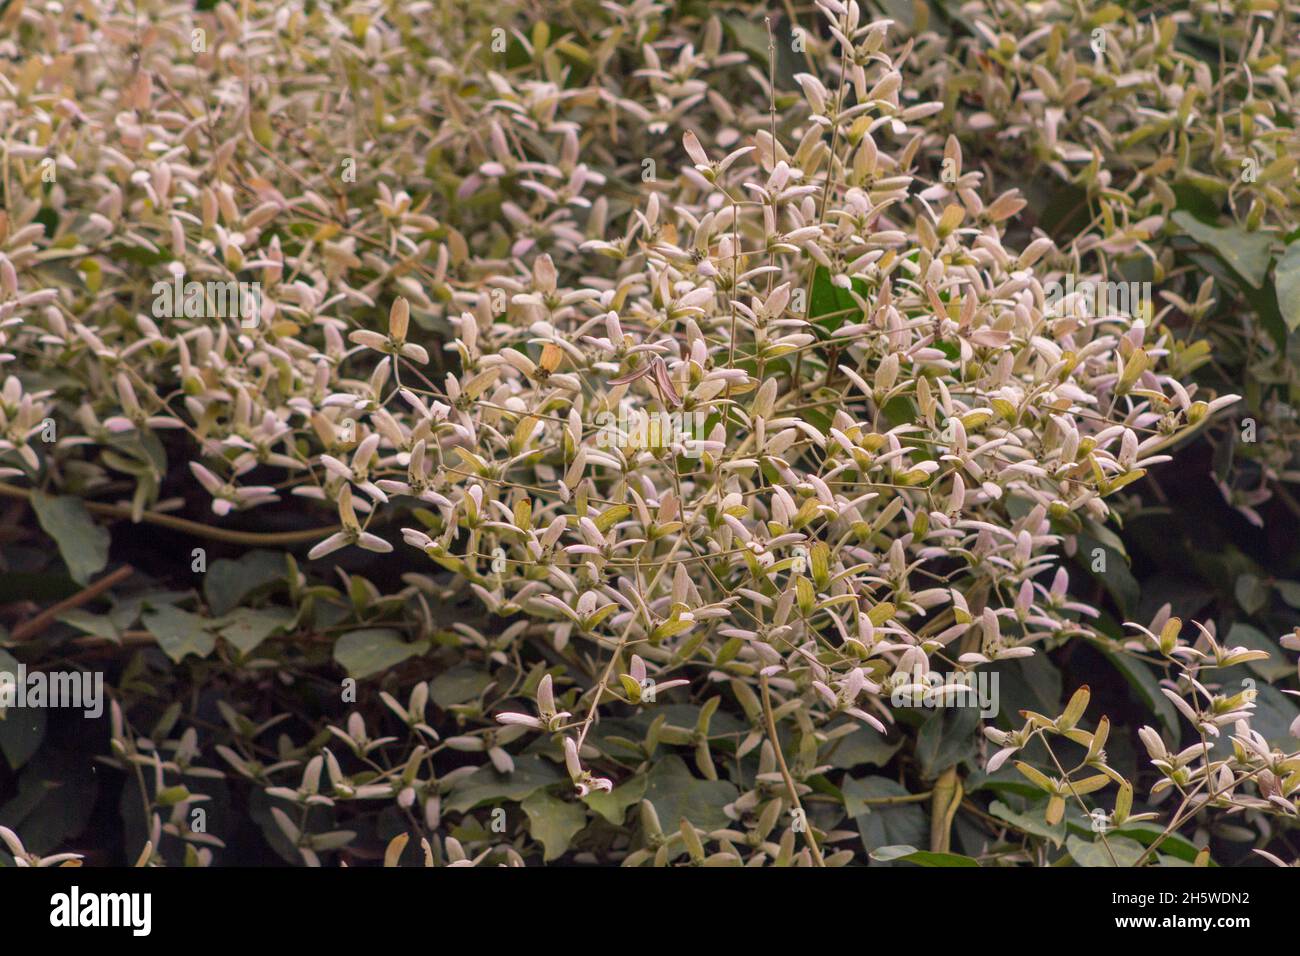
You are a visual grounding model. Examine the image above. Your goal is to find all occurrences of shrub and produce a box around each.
[0,0,1297,867]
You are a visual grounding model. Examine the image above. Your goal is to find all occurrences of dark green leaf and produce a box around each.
[333,628,429,679]
[30,492,110,586]
[1171,211,1272,289]
[445,754,564,813]
[0,651,46,770]
[1066,834,1146,867]
[808,266,866,332]
[870,844,979,866]
[583,775,647,825]
[204,551,286,616]
[1095,644,1179,741]
[1275,239,1300,331]
[429,663,494,707]
[846,775,928,863]
[990,799,1065,848]
[643,755,738,831]
[217,607,294,656]
[142,605,216,663]
[521,790,587,861]
[915,705,980,778]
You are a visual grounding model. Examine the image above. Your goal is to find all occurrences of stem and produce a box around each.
[10,564,135,643]
[760,673,825,867]
[863,790,933,807]
[929,766,961,853]
[1039,733,1119,867]
[0,483,338,546]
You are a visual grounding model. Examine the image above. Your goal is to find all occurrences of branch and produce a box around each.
[10,564,135,643]
[0,483,338,547]
[760,673,826,867]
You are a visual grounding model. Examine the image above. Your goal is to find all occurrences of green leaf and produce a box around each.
[846,775,928,863]
[1240,264,1287,348]
[444,754,564,813]
[990,799,1065,848]
[643,755,738,831]
[1275,580,1300,609]
[204,551,286,616]
[1171,180,1221,222]
[30,492,110,585]
[1078,529,1139,617]
[1171,211,1272,289]
[1104,821,1208,865]
[1225,623,1291,682]
[1036,181,1092,240]
[333,628,429,679]
[870,844,979,866]
[808,266,866,332]
[0,573,78,605]
[0,750,97,856]
[583,775,647,825]
[915,705,980,777]
[1095,644,1179,741]
[217,607,293,656]
[428,663,494,707]
[142,605,216,663]
[823,720,902,770]
[993,653,1063,730]
[1233,574,1269,615]
[721,14,798,86]
[0,650,46,770]
[1066,833,1146,867]
[1275,239,1300,331]
[57,609,121,643]
[521,790,587,861]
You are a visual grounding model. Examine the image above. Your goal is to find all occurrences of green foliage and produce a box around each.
[0,0,1298,871]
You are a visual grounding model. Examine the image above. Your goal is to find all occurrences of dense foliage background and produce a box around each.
[1,0,1298,867]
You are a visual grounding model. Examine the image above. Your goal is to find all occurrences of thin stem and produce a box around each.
[760,673,825,867]
[0,483,338,546]
[10,564,135,643]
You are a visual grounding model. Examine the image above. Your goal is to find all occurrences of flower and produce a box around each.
[563,737,612,797]
[307,486,393,560]
[348,297,429,364]
[0,826,83,867]
[496,674,572,731]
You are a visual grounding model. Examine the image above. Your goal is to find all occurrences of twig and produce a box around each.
[862,790,933,807]
[10,564,135,643]
[759,673,825,867]
[0,483,338,547]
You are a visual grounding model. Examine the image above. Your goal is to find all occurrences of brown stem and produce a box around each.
[930,766,961,853]
[760,673,826,867]
[10,564,135,643]
[0,483,338,547]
